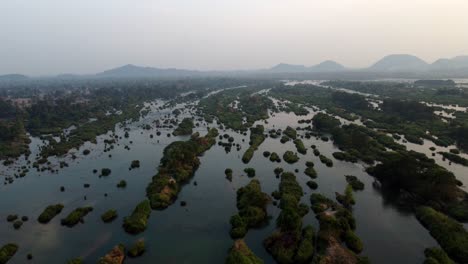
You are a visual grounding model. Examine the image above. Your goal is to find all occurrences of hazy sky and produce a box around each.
[1,0,468,75]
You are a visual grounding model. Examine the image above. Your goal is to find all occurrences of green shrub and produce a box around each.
[283,151,299,164]
[344,230,363,253]
[61,207,93,227]
[416,206,468,263]
[123,200,151,234]
[38,204,64,223]
[226,240,264,264]
[304,167,317,179]
[319,154,333,167]
[117,180,127,188]
[130,160,140,168]
[269,152,281,162]
[244,168,256,177]
[128,239,145,258]
[101,209,118,223]
[0,244,18,264]
[345,175,365,191]
[423,247,455,264]
[101,168,111,176]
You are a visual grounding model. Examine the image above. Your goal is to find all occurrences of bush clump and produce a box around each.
[101,168,111,176]
[6,215,17,222]
[269,152,281,162]
[128,239,145,258]
[345,175,364,191]
[283,151,299,164]
[423,247,455,264]
[230,180,270,239]
[244,168,256,178]
[61,207,93,227]
[101,209,118,223]
[304,167,317,179]
[319,154,333,167]
[226,239,263,264]
[293,139,307,154]
[130,160,140,168]
[306,181,318,190]
[117,180,127,188]
[0,243,18,264]
[123,200,151,234]
[37,204,64,223]
[416,206,468,263]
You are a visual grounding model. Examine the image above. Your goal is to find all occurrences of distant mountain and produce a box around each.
[269,61,345,73]
[309,60,345,72]
[269,63,308,72]
[368,54,429,72]
[0,74,28,81]
[97,64,199,78]
[431,56,468,71]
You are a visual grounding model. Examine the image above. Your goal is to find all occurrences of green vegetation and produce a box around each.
[13,220,23,229]
[225,168,233,181]
[66,258,83,264]
[332,151,358,163]
[439,152,468,166]
[130,160,140,168]
[416,206,468,263]
[146,128,218,209]
[367,151,467,220]
[123,200,151,234]
[0,244,18,264]
[198,86,273,131]
[101,209,118,223]
[269,152,281,162]
[226,240,264,264]
[282,151,299,164]
[230,180,270,239]
[6,215,17,222]
[345,175,365,191]
[61,206,93,227]
[264,172,316,264]
[128,239,145,258]
[319,154,333,167]
[293,139,306,154]
[304,166,317,179]
[283,126,297,139]
[117,180,127,188]
[244,168,256,178]
[98,244,125,264]
[336,185,355,209]
[101,168,111,176]
[313,113,341,132]
[242,125,266,163]
[306,181,318,190]
[423,247,455,264]
[0,101,30,160]
[173,118,194,136]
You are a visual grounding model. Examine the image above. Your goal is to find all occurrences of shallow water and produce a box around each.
[2,96,465,264]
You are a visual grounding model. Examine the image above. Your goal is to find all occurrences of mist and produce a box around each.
[1,0,468,75]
